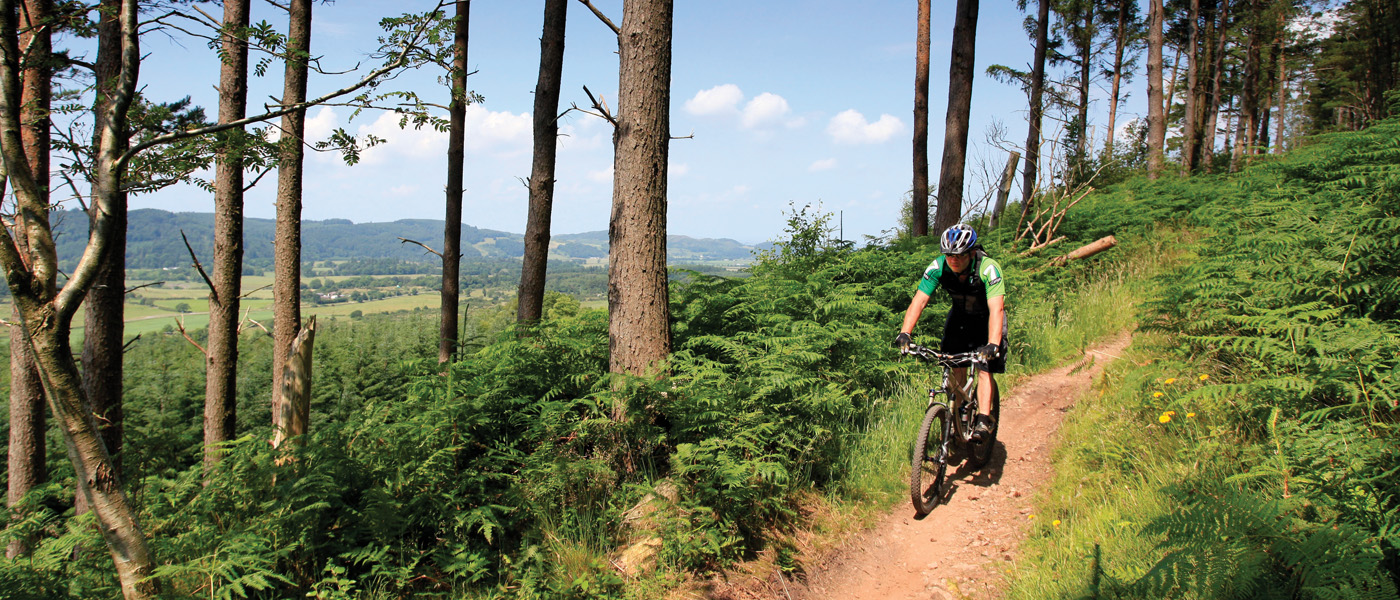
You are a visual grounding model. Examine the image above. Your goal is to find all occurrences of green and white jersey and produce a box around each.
[916,255,1006,314]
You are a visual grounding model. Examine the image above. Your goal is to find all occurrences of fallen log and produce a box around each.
[1050,235,1118,266]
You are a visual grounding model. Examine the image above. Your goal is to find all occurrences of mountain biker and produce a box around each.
[893,223,1007,442]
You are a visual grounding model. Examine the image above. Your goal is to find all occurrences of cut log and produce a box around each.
[1050,235,1118,266]
[272,315,316,449]
[988,150,1022,230]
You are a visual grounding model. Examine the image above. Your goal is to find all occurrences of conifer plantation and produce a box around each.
[1,1,1397,599]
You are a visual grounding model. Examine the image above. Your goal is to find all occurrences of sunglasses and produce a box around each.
[946,252,970,259]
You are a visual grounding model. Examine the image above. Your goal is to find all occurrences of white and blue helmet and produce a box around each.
[940,224,978,255]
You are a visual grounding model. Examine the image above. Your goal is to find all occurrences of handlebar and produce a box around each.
[899,342,987,368]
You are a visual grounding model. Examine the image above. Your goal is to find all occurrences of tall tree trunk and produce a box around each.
[911,0,931,238]
[1147,0,1166,179]
[81,0,126,490]
[1231,3,1259,171]
[0,1,156,595]
[272,0,311,423]
[1201,0,1230,172]
[1181,0,1201,173]
[7,0,50,558]
[608,0,673,411]
[440,0,468,363]
[1274,35,1286,154]
[1073,6,1092,174]
[1019,0,1049,227]
[205,0,250,471]
[517,0,567,324]
[1105,0,1129,151]
[934,0,979,233]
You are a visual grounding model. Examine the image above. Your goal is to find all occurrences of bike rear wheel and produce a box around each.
[967,378,1001,469]
[910,403,950,516]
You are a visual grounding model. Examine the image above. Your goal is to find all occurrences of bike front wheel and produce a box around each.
[910,403,951,516]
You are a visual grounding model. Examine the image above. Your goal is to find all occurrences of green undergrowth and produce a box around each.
[1007,119,1400,600]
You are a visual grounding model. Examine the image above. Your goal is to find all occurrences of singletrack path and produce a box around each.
[735,332,1132,600]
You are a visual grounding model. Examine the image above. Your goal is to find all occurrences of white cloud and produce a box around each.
[809,158,838,172]
[741,92,791,128]
[354,105,531,165]
[827,109,903,144]
[684,84,743,116]
[305,106,339,140]
[669,163,690,177]
[587,166,614,183]
[388,184,418,197]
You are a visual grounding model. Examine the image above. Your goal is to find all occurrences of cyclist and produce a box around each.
[893,223,1007,441]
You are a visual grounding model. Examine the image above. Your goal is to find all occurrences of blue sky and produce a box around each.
[100,0,1147,245]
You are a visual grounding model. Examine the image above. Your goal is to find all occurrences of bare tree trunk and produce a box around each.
[7,0,50,557]
[911,0,931,238]
[1181,0,1201,173]
[1147,0,1166,179]
[440,0,469,363]
[205,0,250,471]
[1019,0,1049,225]
[1073,7,1093,173]
[7,311,45,559]
[1166,43,1182,115]
[271,316,314,449]
[0,1,157,595]
[517,0,567,324]
[1275,39,1286,154]
[80,0,126,508]
[988,151,1020,229]
[934,0,979,233]
[1231,2,1259,172]
[1201,0,1230,172]
[272,0,311,417]
[608,0,673,410]
[1105,0,1129,151]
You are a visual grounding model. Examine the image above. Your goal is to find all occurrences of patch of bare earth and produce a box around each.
[684,332,1132,600]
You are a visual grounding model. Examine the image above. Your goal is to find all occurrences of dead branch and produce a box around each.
[398,237,444,258]
[1018,235,1067,257]
[121,334,142,353]
[578,0,620,35]
[125,281,165,294]
[180,230,217,297]
[671,130,695,140]
[581,85,618,128]
[1050,235,1118,266]
[239,284,271,299]
[175,315,208,356]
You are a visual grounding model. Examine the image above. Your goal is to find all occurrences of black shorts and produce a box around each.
[940,310,1008,374]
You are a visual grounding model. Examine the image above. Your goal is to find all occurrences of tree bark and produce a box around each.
[1105,0,1130,151]
[911,0,931,238]
[1147,0,1166,179]
[1274,30,1286,154]
[1231,1,1259,172]
[440,0,469,363]
[1072,5,1093,175]
[80,0,126,502]
[272,0,311,416]
[205,0,250,471]
[1181,0,1201,173]
[1019,0,1049,225]
[0,1,156,595]
[517,0,567,324]
[988,151,1020,229]
[933,0,978,233]
[1201,0,1230,172]
[271,316,315,449]
[608,0,673,410]
[7,0,50,558]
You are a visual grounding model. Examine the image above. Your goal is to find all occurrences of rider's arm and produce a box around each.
[986,294,1005,346]
[901,289,932,335]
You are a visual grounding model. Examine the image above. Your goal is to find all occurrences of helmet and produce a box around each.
[940,224,978,254]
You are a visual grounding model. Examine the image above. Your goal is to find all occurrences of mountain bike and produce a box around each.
[900,342,1001,516]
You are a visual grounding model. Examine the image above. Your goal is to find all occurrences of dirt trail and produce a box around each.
[738,332,1132,600]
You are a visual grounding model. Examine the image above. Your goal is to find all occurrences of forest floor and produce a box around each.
[693,331,1133,600]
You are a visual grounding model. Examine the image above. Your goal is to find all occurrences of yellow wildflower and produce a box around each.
[1052,519,1062,528]
[1166,411,1177,416]
[1187,412,1197,418]
[1028,514,1036,520]
[1164,378,1176,385]
[1159,413,1172,423]
[1153,391,1164,398]
[1199,374,1210,381]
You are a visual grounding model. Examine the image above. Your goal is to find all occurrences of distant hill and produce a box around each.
[52,209,760,269]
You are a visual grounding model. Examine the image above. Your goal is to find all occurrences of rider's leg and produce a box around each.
[976,369,994,416]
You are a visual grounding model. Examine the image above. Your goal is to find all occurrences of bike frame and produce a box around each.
[905,343,985,445]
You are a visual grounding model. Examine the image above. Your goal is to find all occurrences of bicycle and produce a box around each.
[900,341,1001,516]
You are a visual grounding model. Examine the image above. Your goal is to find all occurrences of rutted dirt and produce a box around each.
[701,332,1133,600]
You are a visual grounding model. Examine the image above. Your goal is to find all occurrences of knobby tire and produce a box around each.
[910,403,950,516]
